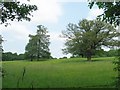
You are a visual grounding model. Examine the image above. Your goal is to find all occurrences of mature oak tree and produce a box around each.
[62,19,119,61]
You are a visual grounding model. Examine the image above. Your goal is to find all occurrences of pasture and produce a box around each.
[2,57,117,88]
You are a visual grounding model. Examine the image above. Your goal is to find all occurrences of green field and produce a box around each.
[2,57,117,88]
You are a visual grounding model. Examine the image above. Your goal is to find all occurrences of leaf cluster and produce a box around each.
[88,1,120,26]
[0,1,37,26]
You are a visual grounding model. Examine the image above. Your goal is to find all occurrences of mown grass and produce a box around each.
[2,57,117,88]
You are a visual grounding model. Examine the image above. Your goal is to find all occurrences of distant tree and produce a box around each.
[0,1,37,26]
[61,19,119,61]
[94,49,118,57]
[2,52,13,61]
[18,54,25,60]
[107,49,118,57]
[93,49,106,57]
[25,25,51,61]
[2,52,25,61]
[59,57,67,59]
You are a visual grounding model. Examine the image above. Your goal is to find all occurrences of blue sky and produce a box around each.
[0,0,104,58]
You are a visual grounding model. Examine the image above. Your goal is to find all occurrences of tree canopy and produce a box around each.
[62,19,119,61]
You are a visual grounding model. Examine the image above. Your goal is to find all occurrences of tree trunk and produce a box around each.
[87,56,91,61]
[81,54,84,58]
[30,55,33,61]
[30,58,33,61]
[37,49,39,61]
[86,48,92,61]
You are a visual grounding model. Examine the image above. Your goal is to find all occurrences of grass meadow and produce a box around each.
[2,57,117,88]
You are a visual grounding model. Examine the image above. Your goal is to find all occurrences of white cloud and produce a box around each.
[57,0,88,2]
[49,32,66,42]
[49,32,71,58]
[49,32,72,58]
[87,8,104,20]
[19,0,63,23]
[1,0,63,45]
[0,22,34,53]
[0,22,33,41]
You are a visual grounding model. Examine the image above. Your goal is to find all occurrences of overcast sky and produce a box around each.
[0,0,104,58]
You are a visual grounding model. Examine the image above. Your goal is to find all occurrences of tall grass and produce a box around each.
[2,57,116,88]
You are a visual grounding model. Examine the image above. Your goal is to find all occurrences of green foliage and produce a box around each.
[59,57,67,59]
[94,49,118,58]
[88,1,120,26]
[2,52,25,61]
[2,57,116,88]
[25,25,51,61]
[62,19,119,61]
[0,1,37,26]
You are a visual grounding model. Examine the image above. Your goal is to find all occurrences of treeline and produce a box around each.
[94,49,118,58]
[2,52,24,61]
[2,49,118,61]
[70,49,118,58]
[2,52,53,61]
